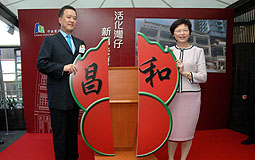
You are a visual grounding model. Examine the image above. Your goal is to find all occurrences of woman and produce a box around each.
[168,18,207,160]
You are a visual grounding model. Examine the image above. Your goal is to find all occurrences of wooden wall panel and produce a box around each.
[108,67,138,149]
[109,67,138,102]
[110,103,138,149]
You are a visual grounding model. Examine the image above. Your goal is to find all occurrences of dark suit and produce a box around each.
[37,32,85,160]
[243,56,255,137]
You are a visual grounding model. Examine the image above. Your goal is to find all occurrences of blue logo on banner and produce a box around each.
[34,22,45,34]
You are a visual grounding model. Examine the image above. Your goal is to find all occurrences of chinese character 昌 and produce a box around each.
[81,63,102,95]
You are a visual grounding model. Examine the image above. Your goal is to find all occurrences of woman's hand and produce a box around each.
[176,59,192,80]
[176,59,184,74]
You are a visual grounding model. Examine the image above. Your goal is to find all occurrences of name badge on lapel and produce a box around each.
[79,45,86,53]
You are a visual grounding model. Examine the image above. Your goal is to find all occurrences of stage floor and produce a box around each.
[0,129,255,160]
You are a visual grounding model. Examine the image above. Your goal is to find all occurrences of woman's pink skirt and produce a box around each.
[168,92,201,141]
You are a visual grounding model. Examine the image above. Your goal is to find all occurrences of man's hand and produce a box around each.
[64,64,78,75]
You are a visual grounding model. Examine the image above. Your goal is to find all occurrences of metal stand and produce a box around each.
[3,102,9,136]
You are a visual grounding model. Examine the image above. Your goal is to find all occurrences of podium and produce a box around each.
[95,67,157,160]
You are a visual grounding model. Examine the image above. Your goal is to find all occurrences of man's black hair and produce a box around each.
[58,5,76,17]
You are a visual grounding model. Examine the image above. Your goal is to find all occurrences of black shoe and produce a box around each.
[241,137,255,145]
[0,140,4,145]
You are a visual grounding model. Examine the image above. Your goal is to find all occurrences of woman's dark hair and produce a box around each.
[58,5,76,17]
[170,18,192,35]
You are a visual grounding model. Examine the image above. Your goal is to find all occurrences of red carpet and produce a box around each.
[0,133,94,160]
[0,129,255,160]
[155,129,255,160]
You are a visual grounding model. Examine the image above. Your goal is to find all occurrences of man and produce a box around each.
[37,5,86,159]
[241,56,255,145]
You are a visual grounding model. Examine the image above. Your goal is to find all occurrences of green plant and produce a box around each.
[6,97,16,110]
